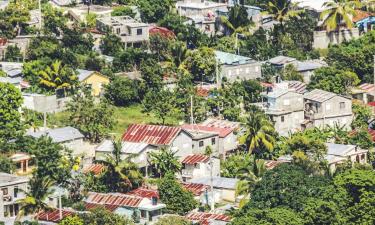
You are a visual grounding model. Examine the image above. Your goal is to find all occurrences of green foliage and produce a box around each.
[220,5,252,36]
[154,215,191,225]
[42,4,67,36]
[67,88,115,143]
[158,173,198,215]
[262,0,304,26]
[59,215,84,225]
[61,27,94,55]
[320,0,360,32]
[85,13,97,28]
[232,207,303,225]
[183,47,217,82]
[79,207,134,225]
[113,48,155,72]
[0,155,15,173]
[137,0,171,23]
[221,153,254,178]
[148,148,182,178]
[0,2,30,38]
[214,36,238,54]
[280,64,303,82]
[111,6,135,17]
[140,58,163,91]
[4,45,23,62]
[149,34,174,61]
[0,82,24,141]
[301,198,343,225]
[308,67,360,95]
[104,76,141,107]
[100,33,124,56]
[352,102,372,129]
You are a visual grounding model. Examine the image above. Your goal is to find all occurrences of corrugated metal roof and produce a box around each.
[287,81,307,94]
[182,124,233,138]
[188,177,238,190]
[215,51,255,65]
[293,61,325,72]
[182,154,209,164]
[127,187,159,199]
[37,209,75,222]
[84,164,106,175]
[186,212,231,224]
[122,124,181,145]
[368,128,375,141]
[267,89,289,98]
[200,118,240,130]
[326,143,356,156]
[182,182,209,196]
[77,69,94,81]
[27,126,84,143]
[85,203,119,212]
[268,56,296,65]
[304,89,337,102]
[86,192,143,208]
[96,140,149,154]
[265,160,285,170]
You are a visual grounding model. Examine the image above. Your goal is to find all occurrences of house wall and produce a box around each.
[300,70,314,83]
[219,133,238,156]
[219,188,236,202]
[313,28,360,49]
[62,139,84,156]
[22,95,70,113]
[172,131,194,158]
[271,111,305,136]
[221,62,262,82]
[182,158,220,182]
[269,91,304,112]
[0,181,28,220]
[192,136,219,155]
[83,73,110,97]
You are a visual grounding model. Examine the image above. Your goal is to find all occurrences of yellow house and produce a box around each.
[77,69,110,96]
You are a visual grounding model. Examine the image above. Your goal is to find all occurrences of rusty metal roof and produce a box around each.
[127,187,159,199]
[85,203,119,212]
[182,182,209,196]
[84,164,106,175]
[86,192,143,208]
[186,212,231,224]
[182,154,209,165]
[122,124,181,145]
[304,89,337,102]
[37,209,75,222]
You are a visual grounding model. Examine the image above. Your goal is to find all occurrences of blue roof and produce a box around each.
[215,51,255,66]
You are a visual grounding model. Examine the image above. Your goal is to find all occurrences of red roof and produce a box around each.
[358,83,375,93]
[0,38,7,46]
[196,87,210,97]
[368,102,375,107]
[86,192,143,208]
[84,164,106,175]
[368,129,375,142]
[182,182,209,196]
[127,187,159,199]
[261,82,274,88]
[37,209,75,222]
[265,160,285,170]
[85,203,119,212]
[186,212,231,225]
[181,124,233,138]
[150,26,175,38]
[122,124,181,145]
[353,10,373,23]
[182,154,209,165]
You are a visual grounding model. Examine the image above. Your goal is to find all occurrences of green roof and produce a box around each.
[215,50,255,65]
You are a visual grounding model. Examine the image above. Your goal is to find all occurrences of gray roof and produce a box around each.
[268,56,296,65]
[215,51,256,66]
[27,126,84,143]
[96,140,149,154]
[6,68,23,77]
[189,176,238,190]
[267,88,289,98]
[326,143,356,156]
[304,89,337,102]
[293,61,325,72]
[77,69,95,82]
[0,173,28,186]
[0,76,22,85]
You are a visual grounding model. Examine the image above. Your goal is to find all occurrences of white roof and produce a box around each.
[0,173,28,186]
[96,140,149,154]
[291,0,326,12]
[326,143,357,156]
[27,126,84,143]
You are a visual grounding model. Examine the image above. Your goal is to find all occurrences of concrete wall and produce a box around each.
[183,158,220,182]
[269,91,304,112]
[0,182,28,220]
[272,111,305,136]
[313,28,360,49]
[83,73,110,97]
[22,94,70,113]
[221,62,262,82]
[219,133,238,156]
[192,136,219,155]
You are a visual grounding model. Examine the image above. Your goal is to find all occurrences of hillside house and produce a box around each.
[181,154,220,182]
[186,212,231,225]
[352,83,375,104]
[9,153,33,176]
[304,89,353,129]
[67,5,112,25]
[77,69,109,97]
[0,173,28,221]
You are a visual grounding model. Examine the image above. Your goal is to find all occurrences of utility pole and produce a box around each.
[215,59,219,89]
[190,95,194,125]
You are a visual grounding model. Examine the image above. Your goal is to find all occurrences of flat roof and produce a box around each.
[0,173,28,186]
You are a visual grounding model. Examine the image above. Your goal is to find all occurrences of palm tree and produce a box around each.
[98,140,143,192]
[38,60,77,92]
[148,147,181,178]
[320,0,362,32]
[364,0,375,11]
[262,0,304,29]
[244,108,276,155]
[220,5,254,36]
[16,176,55,221]
[235,157,266,208]
[326,122,349,144]
[170,41,188,68]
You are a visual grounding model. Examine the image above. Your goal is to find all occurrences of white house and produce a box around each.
[181,154,220,182]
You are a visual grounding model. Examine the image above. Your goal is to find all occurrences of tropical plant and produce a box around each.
[97,140,143,192]
[38,60,77,92]
[320,0,361,32]
[262,0,304,28]
[220,5,253,36]
[148,147,181,178]
[326,122,350,144]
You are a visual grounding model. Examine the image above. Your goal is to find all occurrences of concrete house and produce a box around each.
[264,88,305,136]
[181,154,220,182]
[9,153,33,176]
[96,16,150,48]
[215,51,262,83]
[352,83,375,104]
[67,5,112,25]
[0,173,28,221]
[186,212,231,225]
[77,69,110,97]
[304,89,353,129]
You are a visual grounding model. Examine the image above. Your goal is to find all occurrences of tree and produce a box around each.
[302,198,343,225]
[4,45,23,62]
[320,0,361,32]
[221,153,254,178]
[100,33,124,56]
[308,67,360,95]
[59,216,84,225]
[137,0,172,23]
[98,140,143,192]
[262,0,304,29]
[148,148,181,178]
[170,41,188,68]
[61,27,94,55]
[220,5,252,36]
[0,82,24,141]
[352,102,372,129]
[158,173,198,215]
[154,215,190,225]
[17,176,55,220]
[142,89,177,125]
[42,4,67,36]
[183,47,217,82]
[149,34,174,61]
[38,60,77,93]
[85,13,97,28]
[104,76,141,107]
[111,6,135,17]
[0,155,15,173]
[243,108,275,158]
[232,207,303,225]
[280,64,303,81]
[67,88,115,143]
[79,207,134,225]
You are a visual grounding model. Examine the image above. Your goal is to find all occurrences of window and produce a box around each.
[14,186,18,198]
[281,116,285,122]
[199,141,204,147]
[211,138,216,145]
[137,28,142,35]
[2,188,8,196]
[340,102,345,109]
[116,28,120,34]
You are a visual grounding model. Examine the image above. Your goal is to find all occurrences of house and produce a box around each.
[9,153,33,176]
[77,69,109,97]
[188,176,239,202]
[215,51,262,83]
[67,5,112,25]
[267,55,297,69]
[181,154,220,182]
[95,140,157,176]
[22,93,69,113]
[149,26,175,38]
[263,87,305,136]
[186,212,231,225]
[182,182,209,202]
[304,89,353,129]
[37,209,75,224]
[351,83,375,104]
[96,16,150,48]
[292,60,327,83]
[85,192,165,222]
[0,77,29,90]
[0,62,23,77]
[353,10,375,33]
[0,173,29,221]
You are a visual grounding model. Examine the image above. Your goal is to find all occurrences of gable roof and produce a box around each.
[326,143,356,156]
[353,10,373,23]
[188,177,238,190]
[37,209,75,223]
[268,55,296,65]
[358,83,375,94]
[122,124,181,145]
[304,89,337,102]
[182,182,209,196]
[215,51,256,65]
[293,60,326,72]
[86,192,143,208]
[186,212,231,224]
[127,187,159,199]
[77,69,107,82]
[84,164,106,175]
[181,124,234,138]
[287,81,307,94]
[182,154,209,165]
[27,126,84,143]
